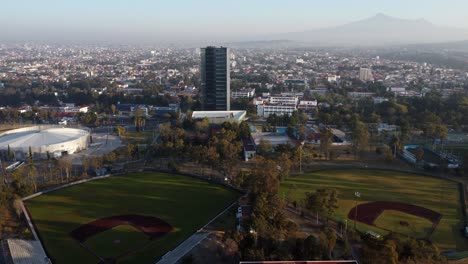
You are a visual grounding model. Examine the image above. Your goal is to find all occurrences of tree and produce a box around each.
[57,158,72,182]
[320,128,333,160]
[257,139,273,156]
[351,120,369,157]
[277,153,292,180]
[133,107,146,132]
[239,121,251,139]
[415,145,425,164]
[7,145,13,161]
[82,157,90,178]
[10,167,34,196]
[304,188,339,220]
[126,144,137,160]
[389,135,401,158]
[103,152,117,165]
[463,155,468,177]
[25,159,38,192]
[90,156,103,171]
[111,104,117,115]
[320,229,337,259]
[194,117,209,134]
[114,125,126,137]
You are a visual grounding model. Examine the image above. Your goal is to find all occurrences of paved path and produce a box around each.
[156,232,209,264]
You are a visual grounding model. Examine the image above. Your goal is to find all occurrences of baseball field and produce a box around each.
[25,172,240,264]
[280,169,468,250]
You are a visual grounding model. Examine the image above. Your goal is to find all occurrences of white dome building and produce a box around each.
[0,125,90,159]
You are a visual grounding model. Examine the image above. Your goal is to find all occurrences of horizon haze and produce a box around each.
[1,0,468,46]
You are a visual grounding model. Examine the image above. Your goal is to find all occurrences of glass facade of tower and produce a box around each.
[200,46,230,111]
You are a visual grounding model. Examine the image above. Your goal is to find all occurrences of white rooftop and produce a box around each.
[0,127,87,149]
[191,110,246,123]
[6,239,48,264]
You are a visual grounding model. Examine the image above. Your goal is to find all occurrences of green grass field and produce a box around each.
[373,210,434,238]
[280,169,468,250]
[435,145,468,160]
[26,172,239,264]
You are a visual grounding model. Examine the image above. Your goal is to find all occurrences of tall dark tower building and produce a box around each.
[200,46,230,111]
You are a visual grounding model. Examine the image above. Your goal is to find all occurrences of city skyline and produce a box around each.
[1,0,468,43]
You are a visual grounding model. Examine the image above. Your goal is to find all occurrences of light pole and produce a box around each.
[249,228,258,247]
[354,191,361,231]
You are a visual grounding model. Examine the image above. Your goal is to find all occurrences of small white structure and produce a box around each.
[191,110,247,124]
[298,99,318,110]
[6,239,49,264]
[231,88,255,99]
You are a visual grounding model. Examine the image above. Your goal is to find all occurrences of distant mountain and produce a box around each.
[223,40,295,49]
[268,13,468,46]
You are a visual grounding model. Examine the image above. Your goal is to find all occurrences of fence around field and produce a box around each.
[443,182,468,261]
[17,166,243,264]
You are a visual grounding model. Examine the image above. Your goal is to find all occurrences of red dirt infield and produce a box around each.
[69,214,174,243]
[347,201,442,226]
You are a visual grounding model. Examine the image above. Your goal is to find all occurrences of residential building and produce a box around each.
[257,104,297,118]
[231,88,255,99]
[191,110,246,124]
[298,99,318,110]
[359,68,374,81]
[284,79,307,87]
[268,96,298,105]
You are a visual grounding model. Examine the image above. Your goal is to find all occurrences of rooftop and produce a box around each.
[192,110,246,121]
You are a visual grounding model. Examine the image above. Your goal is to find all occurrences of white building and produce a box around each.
[191,110,246,124]
[373,97,389,104]
[231,88,255,99]
[310,87,329,95]
[298,99,318,110]
[268,96,298,105]
[327,75,340,82]
[257,104,297,118]
[388,87,406,93]
[348,92,375,98]
[60,106,89,113]
[359,68,374,81]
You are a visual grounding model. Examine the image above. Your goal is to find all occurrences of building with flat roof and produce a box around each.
[257,104,297,118]
[191,110,246,124]
[200,46,230,111]
[231,88,255,99]
[359,67,374,81]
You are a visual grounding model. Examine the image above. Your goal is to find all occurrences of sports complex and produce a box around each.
[0,125,90,159]
[24,172,239,263]
[280,168,468,251]
[18,167,468,263]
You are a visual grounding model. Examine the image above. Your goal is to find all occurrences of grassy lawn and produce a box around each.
[280,169,468,250]
[26,172,239,264]
[121,131,153,145]
[206,204,238,231]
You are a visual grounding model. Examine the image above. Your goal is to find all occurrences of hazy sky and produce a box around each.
[1,0,468,43]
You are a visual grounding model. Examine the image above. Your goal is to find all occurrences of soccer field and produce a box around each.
[280,169,468,250]
[26,172,240,264]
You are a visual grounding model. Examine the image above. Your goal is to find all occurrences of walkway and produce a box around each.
[156,232,209,264]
